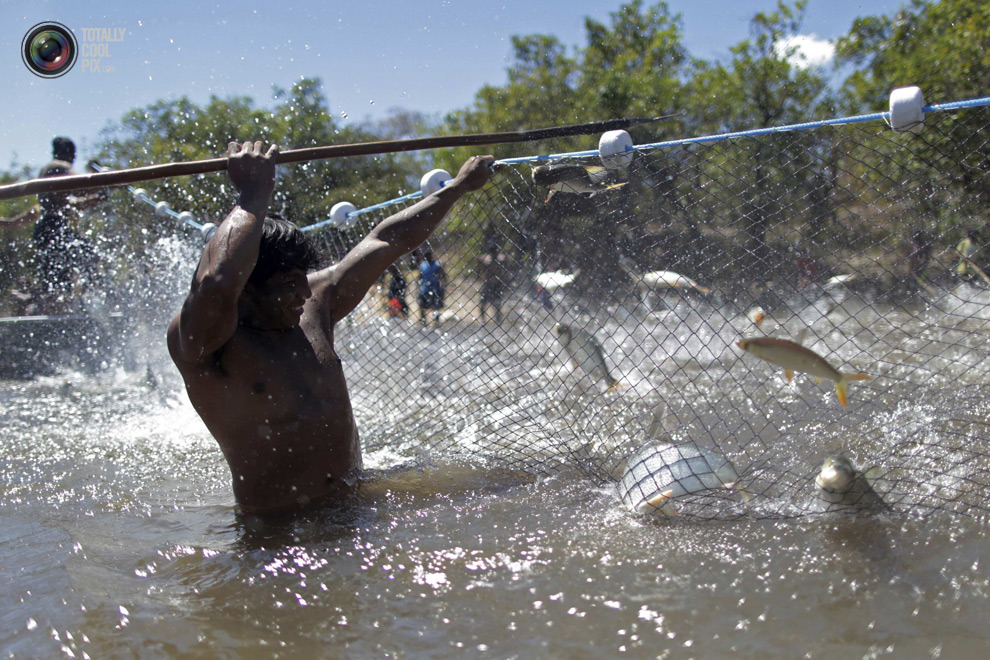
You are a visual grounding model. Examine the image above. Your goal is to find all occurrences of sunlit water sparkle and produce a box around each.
[3,287,990,657]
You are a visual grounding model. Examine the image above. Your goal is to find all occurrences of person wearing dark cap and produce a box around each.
[0,137,79,227]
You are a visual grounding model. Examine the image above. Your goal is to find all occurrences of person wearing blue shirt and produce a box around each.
[418,249,446,326]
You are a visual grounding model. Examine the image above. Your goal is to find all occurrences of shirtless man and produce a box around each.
[167,141,496,514]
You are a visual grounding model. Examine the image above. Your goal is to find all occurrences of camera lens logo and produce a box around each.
[22,22,77,78]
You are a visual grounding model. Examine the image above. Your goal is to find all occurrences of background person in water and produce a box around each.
[167,141,496,514]
[1,137,107,309]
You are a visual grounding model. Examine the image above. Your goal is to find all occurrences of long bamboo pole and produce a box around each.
[0,115,677,202]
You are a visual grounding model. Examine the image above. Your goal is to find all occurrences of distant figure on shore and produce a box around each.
[909,228,933,282]
[794,246,818,290]
[0,137,106,309]
[418,249,446,327]
[956,229,980,280]
[386,263,409,319]
[478,241,509,325]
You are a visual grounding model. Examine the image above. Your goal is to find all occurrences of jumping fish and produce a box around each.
[824,273,858,290]
[535,268,580,293]
[618,442,746,516]
[618,257,712,297]
[815,454,890,514]
[532,164,627,202]
[746,306,767,326]
[555,323,619,391]
[736,336,869,407]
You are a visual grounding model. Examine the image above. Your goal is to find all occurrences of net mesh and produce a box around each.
[307,106,990,520]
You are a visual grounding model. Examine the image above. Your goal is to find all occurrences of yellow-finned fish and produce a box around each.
[736,337,869,407]
[555,322,620,391]
[532,164,627,202]
[815,454,890,513]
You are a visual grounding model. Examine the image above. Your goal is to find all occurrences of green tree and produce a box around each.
[835,0,990,241]
[437,2,693,275]
[578,0,687,125]
[0,162,37,313]
[440,33,581,171]
[836,0,989,110]
[681,1,834,270]
[95,78,411,235]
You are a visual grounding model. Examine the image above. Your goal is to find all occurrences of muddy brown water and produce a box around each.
[3,284,990,658]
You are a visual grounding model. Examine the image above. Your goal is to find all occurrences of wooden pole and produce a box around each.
[0,115,677,201]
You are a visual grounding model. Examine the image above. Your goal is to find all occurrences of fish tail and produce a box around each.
[698,286,712,296]
[835,381,848,407]
[834,373,868,407]
[644,489,676,516]
[784,369,794,383]
[607,378,620,392]
[727,482,753,503]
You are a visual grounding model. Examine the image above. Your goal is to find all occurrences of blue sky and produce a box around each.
[1,1,899,172]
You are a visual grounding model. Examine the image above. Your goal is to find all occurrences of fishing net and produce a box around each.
[300,103,990,520]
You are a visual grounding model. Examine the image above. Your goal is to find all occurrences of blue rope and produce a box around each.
[354,190,424,215]
[301,190,425,233]
[495,150,600,166]
[90,163,205,232]
[116,94,990,236]
[492,95,990,164]
[636,96,990,151]
[924,97,990,112]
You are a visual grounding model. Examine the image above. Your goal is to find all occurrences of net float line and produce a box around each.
[0,115,679,202]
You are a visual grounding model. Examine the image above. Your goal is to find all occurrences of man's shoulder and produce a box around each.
[39,160,74,178]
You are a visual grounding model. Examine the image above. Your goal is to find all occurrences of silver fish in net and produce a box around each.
[815,454,891,514]
[618,442,747,516]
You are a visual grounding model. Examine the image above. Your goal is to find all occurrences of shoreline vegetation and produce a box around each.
[2,0,987,317]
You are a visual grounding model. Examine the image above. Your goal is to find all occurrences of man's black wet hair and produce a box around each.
[248,212,323,285]
[52,137,76,162]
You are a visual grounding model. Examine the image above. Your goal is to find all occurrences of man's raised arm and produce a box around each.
[315,155,496,324]
[168,141,278,365]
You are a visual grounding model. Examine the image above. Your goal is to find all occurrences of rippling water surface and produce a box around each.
[3,289,990,658]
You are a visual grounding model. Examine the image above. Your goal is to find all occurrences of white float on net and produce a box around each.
[889,86,925,133]
[599,129,635,169]
[331,201,358,229]
[420,168,452,196]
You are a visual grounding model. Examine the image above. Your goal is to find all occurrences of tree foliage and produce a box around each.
[835,0,990,242]
[96,78,410,233]
[836,0,989,110]
[2,0,987,309]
